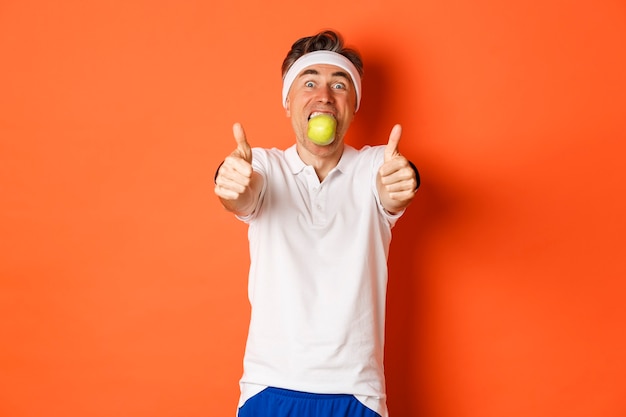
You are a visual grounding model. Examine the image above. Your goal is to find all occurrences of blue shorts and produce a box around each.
[237,387,381,417]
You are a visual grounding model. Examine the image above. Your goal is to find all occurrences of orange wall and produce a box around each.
[1,1,625,416]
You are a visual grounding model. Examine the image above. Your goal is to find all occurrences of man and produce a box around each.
[214,30,419,417]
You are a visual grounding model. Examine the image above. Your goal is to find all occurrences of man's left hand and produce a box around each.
[377,124,418,213]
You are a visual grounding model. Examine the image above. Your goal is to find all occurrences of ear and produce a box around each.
[284,98,291,117]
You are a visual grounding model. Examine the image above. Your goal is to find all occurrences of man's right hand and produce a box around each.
[214,123,262,216]
[214,123,253,201]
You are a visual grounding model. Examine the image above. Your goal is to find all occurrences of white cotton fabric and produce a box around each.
[282,50,362,111]
[235,144,404,417]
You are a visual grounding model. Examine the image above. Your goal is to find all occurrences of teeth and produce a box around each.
[309,112,334,119]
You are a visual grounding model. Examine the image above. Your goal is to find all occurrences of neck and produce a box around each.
[296,142,344,182]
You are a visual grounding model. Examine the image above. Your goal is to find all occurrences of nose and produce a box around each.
[316,85,334,104]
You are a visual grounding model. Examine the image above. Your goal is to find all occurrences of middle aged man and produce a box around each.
[214,29,419,417]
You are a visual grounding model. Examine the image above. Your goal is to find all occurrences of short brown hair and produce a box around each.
[281,30,363,79]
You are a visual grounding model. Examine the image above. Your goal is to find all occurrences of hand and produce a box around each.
[214,123,254,201]
[378,124,418,212]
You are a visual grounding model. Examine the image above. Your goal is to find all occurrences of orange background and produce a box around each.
[1,1,625,416]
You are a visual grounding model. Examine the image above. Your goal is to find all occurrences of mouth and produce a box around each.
[308,111,336,121]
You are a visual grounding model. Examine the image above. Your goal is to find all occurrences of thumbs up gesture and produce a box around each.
[377,124,418,213]
[214,123,262,215]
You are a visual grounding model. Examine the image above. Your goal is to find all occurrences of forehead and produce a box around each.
[297,63,351,79]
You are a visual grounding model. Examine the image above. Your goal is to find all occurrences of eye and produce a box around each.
[332,82,346,90]
[305,81,315,88]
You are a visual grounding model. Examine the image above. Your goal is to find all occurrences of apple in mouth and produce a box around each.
[307,113,337,146]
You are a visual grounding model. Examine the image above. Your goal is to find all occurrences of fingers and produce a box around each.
[233,122,252,163]
[381,123,407,177]
[380,124,417,198]
[214,123,254,201]
[379,162,416,189]
[214,155,253,200]
[223,122,253,184]
[384,124,402,162]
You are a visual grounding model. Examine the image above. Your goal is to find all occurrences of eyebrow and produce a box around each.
[298,68,351,80]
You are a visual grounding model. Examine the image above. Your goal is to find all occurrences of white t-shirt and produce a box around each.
[236,144,403,417]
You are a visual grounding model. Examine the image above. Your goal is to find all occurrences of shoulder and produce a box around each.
[344,144,385,168]
[250,147,287,170]
[359,144,385,158]
[251,147,283,160]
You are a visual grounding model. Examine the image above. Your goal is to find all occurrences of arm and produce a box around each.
[214,123,264,217]
[376,124,419,214]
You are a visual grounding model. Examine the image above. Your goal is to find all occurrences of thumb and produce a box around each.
[384,124,402,162]
[233,122,252,163]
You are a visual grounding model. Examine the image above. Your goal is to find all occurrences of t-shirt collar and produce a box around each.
[285,144,357,175]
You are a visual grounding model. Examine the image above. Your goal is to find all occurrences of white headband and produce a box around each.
[282,50,362,112]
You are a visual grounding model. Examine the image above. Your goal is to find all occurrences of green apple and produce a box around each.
[307,114,336,146]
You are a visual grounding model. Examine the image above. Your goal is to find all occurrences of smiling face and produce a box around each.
[285,63,358,157]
